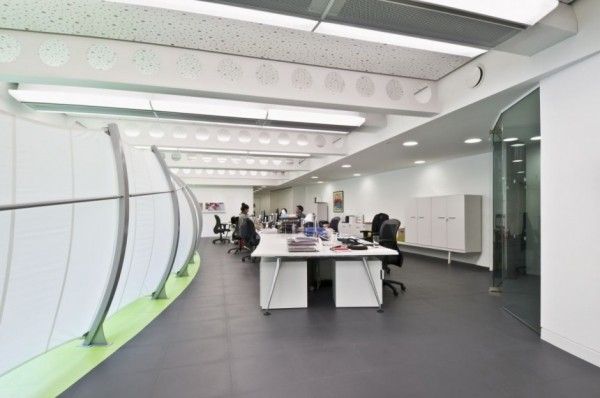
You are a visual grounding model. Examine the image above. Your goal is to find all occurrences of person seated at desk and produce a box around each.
[295,205,305,219]
[238,202,250,229]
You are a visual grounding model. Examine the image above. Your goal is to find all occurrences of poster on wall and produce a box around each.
[203,202,226,213]
[333,191,344,213]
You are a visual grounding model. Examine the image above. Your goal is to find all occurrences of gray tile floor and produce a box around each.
[61,238,600,398]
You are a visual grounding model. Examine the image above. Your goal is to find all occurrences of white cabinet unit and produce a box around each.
[404,194,481,253]
[417,198,432,245]
[431,196,447,248]
[405,199,418,244]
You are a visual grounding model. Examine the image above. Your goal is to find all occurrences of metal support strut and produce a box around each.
[362,257,383,313]
[264,258,281,316]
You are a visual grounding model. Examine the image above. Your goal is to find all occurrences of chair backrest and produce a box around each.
[371,213,389,235]
[240,218,260,247]
[230,216,240,238]
[379,219,403,267]
[213,214,222,233]
[330,217,340,232]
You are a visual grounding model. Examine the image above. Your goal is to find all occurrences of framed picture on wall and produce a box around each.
[203,202,226,213]
[333,191,344,213]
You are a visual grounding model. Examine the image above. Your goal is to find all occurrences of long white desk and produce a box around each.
[251,233,397,314]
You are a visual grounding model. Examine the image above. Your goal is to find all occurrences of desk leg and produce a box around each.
[264,257,281,316]
[447,251,452,264]
[362,257,383,313]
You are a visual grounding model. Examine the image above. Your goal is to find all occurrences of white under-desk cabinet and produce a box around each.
[405,194,481,253]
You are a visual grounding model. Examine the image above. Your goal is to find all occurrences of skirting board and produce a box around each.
[542,328,600,368]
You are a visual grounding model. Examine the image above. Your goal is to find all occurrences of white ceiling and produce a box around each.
[283,84,538,187]
[0,0,471,79]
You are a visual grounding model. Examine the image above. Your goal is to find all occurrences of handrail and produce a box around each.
[0,189,184,212]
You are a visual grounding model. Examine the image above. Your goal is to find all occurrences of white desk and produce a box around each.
[252,233,397,314]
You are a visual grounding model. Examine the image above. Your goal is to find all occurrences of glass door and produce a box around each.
[491,89,541,332]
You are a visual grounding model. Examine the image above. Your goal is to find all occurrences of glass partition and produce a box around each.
[491,89,541,332]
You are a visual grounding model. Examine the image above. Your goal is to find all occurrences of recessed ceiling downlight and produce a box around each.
[464,138,482,144]
[403,141,418,147]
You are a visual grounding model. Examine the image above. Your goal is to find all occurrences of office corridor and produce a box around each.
[62,239,600,398]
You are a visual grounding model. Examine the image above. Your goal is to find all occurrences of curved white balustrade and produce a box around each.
[0,112,200,376]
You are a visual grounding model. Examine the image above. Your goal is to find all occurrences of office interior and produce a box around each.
[0,0,599,397]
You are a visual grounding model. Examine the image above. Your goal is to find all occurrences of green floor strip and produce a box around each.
[0,255,200,398]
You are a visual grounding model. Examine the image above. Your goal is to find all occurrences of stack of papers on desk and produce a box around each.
[287,237,319,252]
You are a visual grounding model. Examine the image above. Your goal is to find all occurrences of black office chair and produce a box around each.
[304,221,315,228]
[212,215,230,244]
[330,216,340,233]
[367,213,389,242]
[228,216,246,254]
[378,219,406,296]
[240,218,260,263]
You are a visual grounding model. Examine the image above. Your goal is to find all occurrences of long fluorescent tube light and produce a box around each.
[9,85,151,110]
[106,0,318,31]
[413,0,558,26]
[136,146,311,158]
[315,22,486,57]
[152,98,267,120]
[267,108,365,127]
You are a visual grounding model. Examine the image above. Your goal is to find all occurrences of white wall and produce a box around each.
[540,52,600,367]
[257,152,493,268]
[190,185,253,237]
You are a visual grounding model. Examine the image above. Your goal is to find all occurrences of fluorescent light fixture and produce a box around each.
[353,173,361,177]
[464,138,482,144]
[315,22,486,57]
[9,84,150,110]
[403,141,419,147]
[317,181,324,184]
[267,108,365,127]
[517,171,525,174]
[414,160,426,164]
[107,0,318,31]
[503,137,519,142]
[248,151,311,158]
[413,0,558,25]
[512,159,523,163]
[341,164,352,168]
[511,143,525,147]
[531,136,541,141]
[151,98,267,120]
[311,176,319,179]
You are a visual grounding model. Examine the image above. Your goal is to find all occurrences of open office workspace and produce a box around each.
[1,0,600,397]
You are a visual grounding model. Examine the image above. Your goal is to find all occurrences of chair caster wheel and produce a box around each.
[377,309,384,313]
[263,311,271,316]
[393,291,399,297]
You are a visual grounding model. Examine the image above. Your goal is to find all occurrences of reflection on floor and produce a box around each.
[61,238,600,398]
[502,273,541,332]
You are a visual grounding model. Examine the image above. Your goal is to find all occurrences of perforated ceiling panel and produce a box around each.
[0,0,474,79]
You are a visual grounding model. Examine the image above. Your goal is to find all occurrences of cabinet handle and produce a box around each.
[448,217,456,220]
[437,217,445,219]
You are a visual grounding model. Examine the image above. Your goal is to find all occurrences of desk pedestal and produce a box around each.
[334,259,383,307]
[260,258,307,309]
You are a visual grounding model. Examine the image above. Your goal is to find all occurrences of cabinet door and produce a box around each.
[405,198,418,243]
[446,195,465,250]
[431,196,447,248]
[417,197,432,245]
